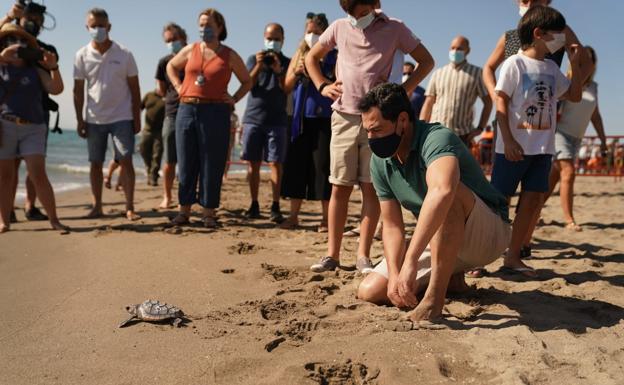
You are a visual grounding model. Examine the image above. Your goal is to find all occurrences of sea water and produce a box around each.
[14,130,247,202]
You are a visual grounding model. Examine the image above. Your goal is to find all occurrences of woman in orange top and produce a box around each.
[167,8,251,228]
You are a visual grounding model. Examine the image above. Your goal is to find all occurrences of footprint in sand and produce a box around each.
[304,360,380,385]
[261,263,299,281]
[228,241,262,255]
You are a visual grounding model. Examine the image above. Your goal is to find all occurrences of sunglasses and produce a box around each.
[306,12,326,19]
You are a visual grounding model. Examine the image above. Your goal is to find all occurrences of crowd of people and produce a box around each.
[0,0,612,323]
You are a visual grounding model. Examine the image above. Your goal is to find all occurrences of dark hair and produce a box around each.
[310,14,329,30]
[265,22,284,37]
[358,83,414,122]
[163,22,187,42]
[517,5,566,47]
[403,62,415,71]
[339,0,377,14]
[87,7,109,20]
[199,8,227,41]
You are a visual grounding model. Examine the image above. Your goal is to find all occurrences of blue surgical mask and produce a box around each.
[368,122,402,159]
[449,49,465,64]
[347,11,375,30]
[264,39,282,53]
[89,27,108,44]
[200,27,215,43]
[167,40,184,54]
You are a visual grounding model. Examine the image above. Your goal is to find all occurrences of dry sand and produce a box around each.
[1,176,623,385]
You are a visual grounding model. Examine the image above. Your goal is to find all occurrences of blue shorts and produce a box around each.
[490,153,552,196]
[240,123,287,163]
[87,120,135,163]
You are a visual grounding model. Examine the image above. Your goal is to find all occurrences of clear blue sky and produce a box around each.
[37,0,623,135]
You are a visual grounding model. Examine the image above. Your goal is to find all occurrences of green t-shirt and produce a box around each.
[141,91,165,133]
[370,121,509,222]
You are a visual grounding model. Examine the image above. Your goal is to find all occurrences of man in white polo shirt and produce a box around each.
[73,7,141,221]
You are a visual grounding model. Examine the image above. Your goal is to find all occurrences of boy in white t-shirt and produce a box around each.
[491,6,586,277]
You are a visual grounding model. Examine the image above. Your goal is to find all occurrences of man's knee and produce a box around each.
[357,274,388,304]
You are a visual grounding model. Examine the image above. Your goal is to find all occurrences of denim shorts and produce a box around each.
[87,120,135,163]
[491,153,552,196]
[0,119,47,160]
[240,123,287,163]
[554,130,582,161]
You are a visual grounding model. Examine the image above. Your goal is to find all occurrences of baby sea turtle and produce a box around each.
[118,299,184,328]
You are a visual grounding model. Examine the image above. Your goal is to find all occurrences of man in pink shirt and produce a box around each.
[305,0,434,273]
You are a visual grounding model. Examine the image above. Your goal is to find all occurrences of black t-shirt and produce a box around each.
[155,54,185,117]
[242,52,290,126]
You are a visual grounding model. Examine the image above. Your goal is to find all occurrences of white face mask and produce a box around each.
[304,32,320,49]
[401,74,409,84]
[347,11,375,30]
[519,5,529,17]
[545,32,566,54]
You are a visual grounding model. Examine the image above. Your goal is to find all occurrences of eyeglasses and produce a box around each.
[306,12,326,19]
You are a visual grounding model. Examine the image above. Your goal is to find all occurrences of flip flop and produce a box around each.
[343,228,360,237]
[170,213,190,226]
[201,216,218,229]
[279,217,299,229]
[565,222,582,232]
[499,265,537,278]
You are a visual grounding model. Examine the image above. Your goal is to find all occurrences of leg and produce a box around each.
[139,132,153,182]
[111,121,139,220]
[266,125,287,222]
[280,198,302,229]
[240,123,264,211]
[24,174,37,212]
[86,123,109,217]
[357,182,381,258]
[151,133,163,185]
[504,191,541,274]
[104,160,118,189]
[175,105,199,220]
[248,161,261,203]
[0,159,17,232]
[559,160,578,227]
[117,157,139,220]
[160,115,177,209]
[88,161,104,217]
[327,185,354,259]
[22,155,66,230]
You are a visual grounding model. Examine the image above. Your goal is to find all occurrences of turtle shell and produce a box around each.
[136,299,183,321]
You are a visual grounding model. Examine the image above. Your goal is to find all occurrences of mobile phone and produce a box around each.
[17,46,43,62]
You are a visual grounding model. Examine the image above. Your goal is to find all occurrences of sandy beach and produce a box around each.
[1,175,623,385]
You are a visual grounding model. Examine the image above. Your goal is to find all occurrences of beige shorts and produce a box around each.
[373,194,511,285]
[329,111,372,186]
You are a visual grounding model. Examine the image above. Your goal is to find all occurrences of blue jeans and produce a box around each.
[175,103,230,208]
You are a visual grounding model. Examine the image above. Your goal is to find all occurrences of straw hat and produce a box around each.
[0,23,38,49]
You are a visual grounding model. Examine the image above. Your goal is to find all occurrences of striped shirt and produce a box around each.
[425,62,488,136]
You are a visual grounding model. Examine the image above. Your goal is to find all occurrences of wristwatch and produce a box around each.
[318,82,329,93]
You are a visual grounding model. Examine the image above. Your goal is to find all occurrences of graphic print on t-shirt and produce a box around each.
[519,73,555,131]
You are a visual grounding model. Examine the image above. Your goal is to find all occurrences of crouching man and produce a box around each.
[356,83,511,322]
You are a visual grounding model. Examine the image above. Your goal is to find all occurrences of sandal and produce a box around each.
[201,216,218,229]
[565,222,582,232]
[317,222,328,233]
[499,265,537,278]
[170,213,190,226]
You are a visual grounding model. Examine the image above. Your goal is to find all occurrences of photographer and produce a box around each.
[0,24,67,233]
[2,0,59,223]
[241,23,290,222]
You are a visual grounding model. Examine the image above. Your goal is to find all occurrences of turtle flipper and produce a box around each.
[118,316,137,328]
[173,318,182,328]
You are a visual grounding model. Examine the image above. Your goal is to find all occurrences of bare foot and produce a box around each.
[83,208,103,219]
[279,216,299,229]
[104,177,112,189]
[565,221,582,232]
[317,222,328,233]
[115,184,123,192]
[408,298,444,323]
[51,221,70,234]
[126,210,141,221]
[0,224,9,233]
[158,198,173,210]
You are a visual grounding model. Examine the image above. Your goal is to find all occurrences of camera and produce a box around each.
[262,49,276,66]
[17,46,43,62]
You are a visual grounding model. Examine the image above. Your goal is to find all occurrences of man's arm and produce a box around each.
[475,93,493,135]
[403,44,434,95]
[73,79,87,138]
[380,199,407,307]
[127,76,141,134]
[419,95,435,122]
[156,80,167,97]
[305,43,342,100]
[397,155,460,306]
[559,45,584,103]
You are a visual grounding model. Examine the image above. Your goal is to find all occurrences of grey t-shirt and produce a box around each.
[242,52,290,126]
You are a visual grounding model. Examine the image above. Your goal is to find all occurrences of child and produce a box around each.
[491,5,586,277]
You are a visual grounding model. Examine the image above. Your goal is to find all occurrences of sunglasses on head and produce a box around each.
[306,12,326,19]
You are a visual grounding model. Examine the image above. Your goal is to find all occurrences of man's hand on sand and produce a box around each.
[397,266,419,308]
[387,275,407,308]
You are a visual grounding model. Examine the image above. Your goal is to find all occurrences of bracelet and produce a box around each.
[318,82,329,93]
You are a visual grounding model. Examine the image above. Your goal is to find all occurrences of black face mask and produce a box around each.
[24,20,41,37]
[368,122,402,159]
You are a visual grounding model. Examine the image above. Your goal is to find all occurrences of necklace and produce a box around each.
[195,42,220,87]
